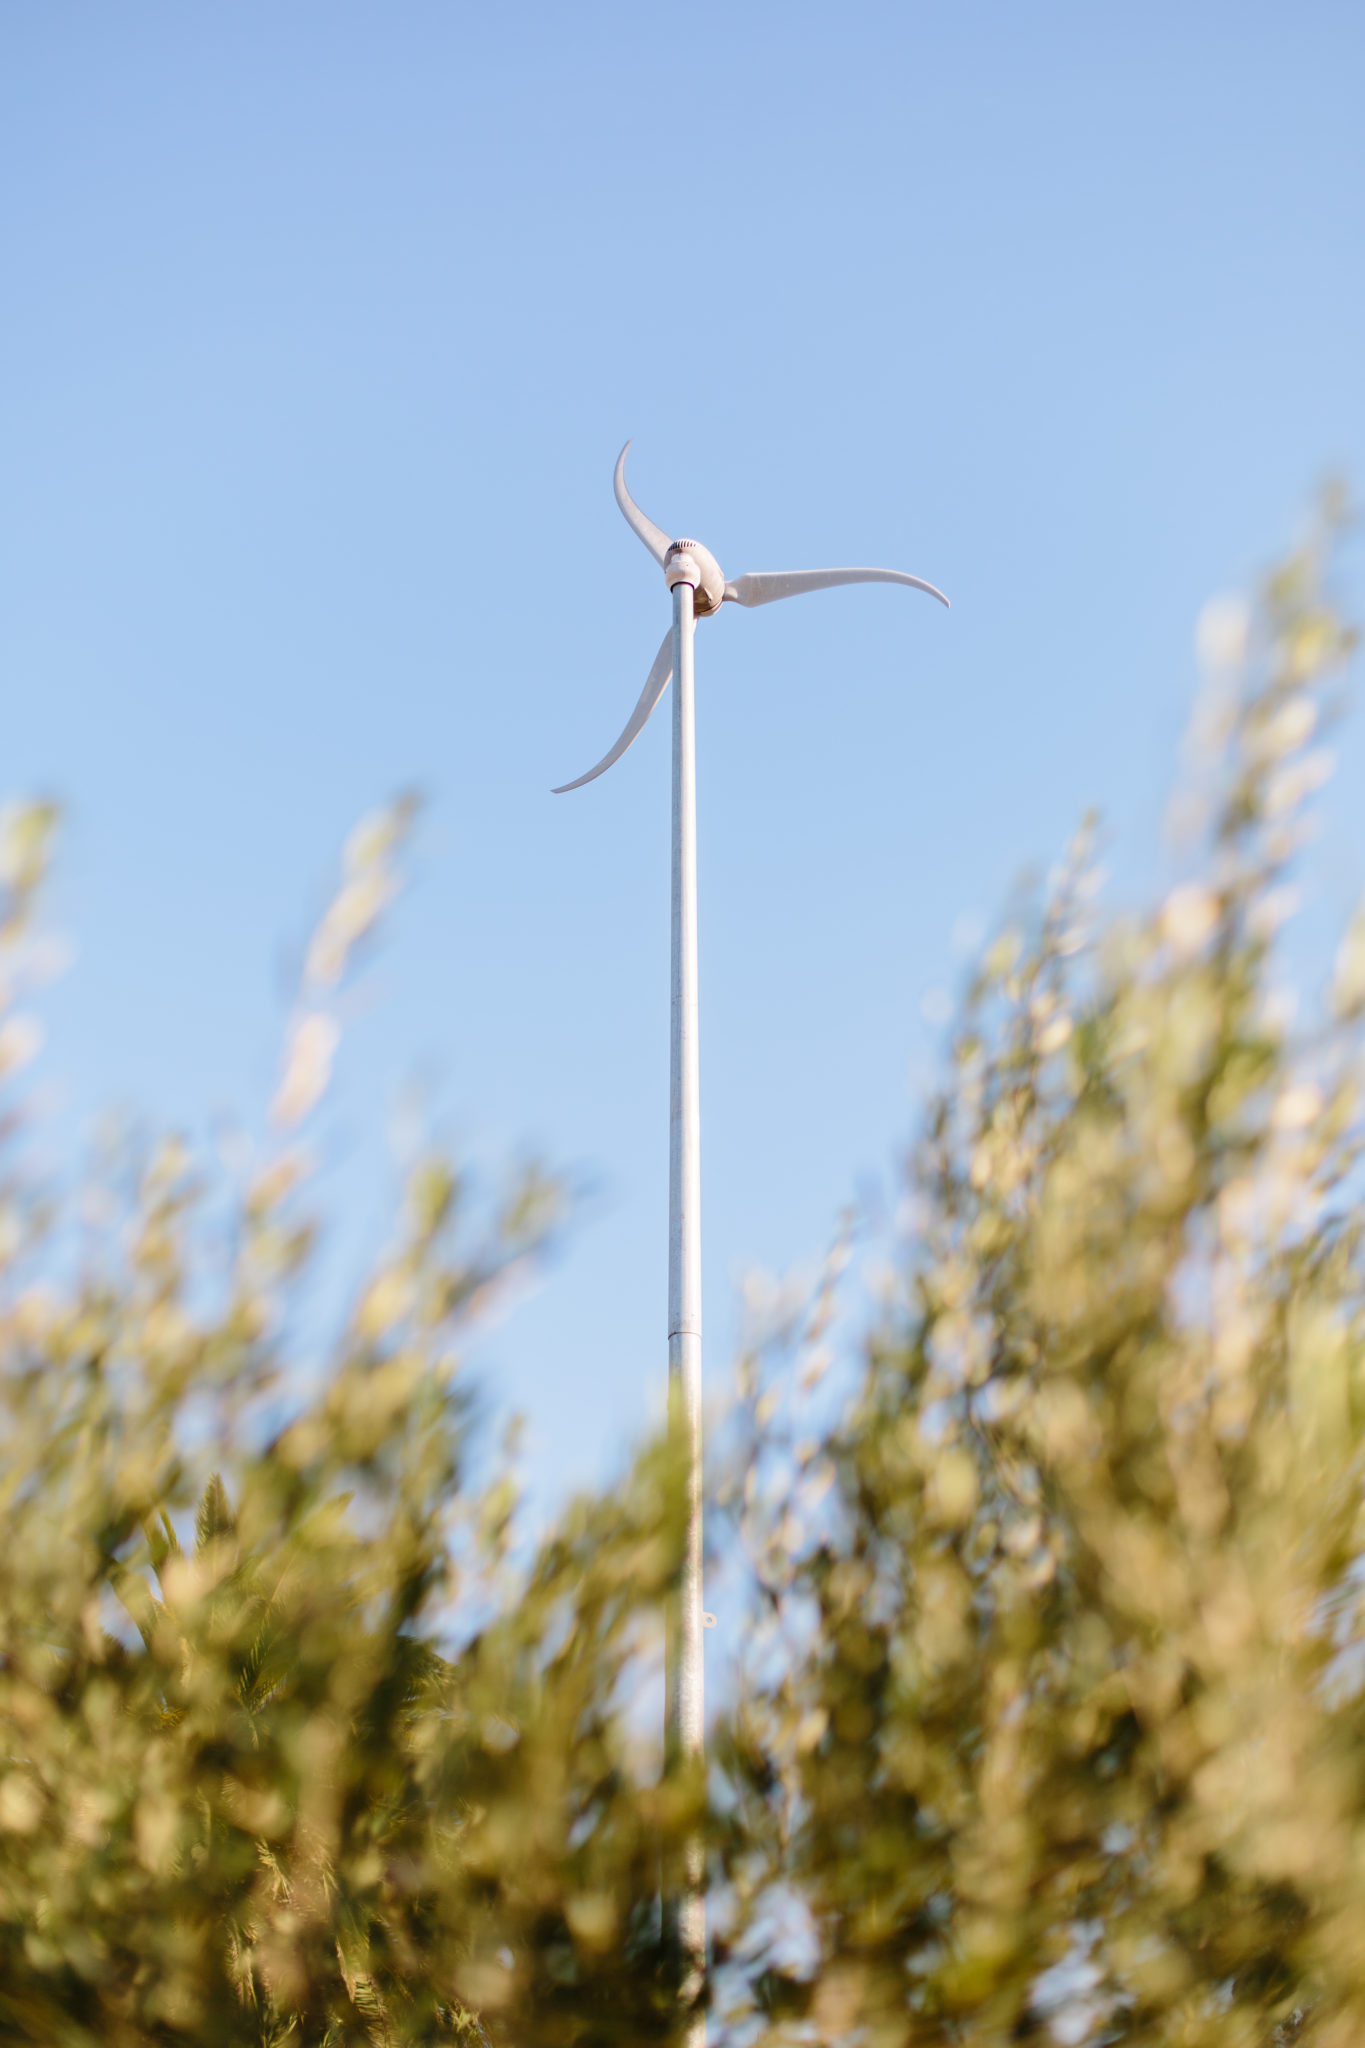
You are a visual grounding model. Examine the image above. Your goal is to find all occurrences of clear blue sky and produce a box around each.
[3,3,1364,1506]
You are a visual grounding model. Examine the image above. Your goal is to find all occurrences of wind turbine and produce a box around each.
[554,444,949,2032]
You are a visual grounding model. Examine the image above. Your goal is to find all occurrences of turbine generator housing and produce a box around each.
[664,539,726,616]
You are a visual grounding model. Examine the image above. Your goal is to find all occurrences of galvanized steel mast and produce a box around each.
[664,555,705,2033]
[553,443,949,2043]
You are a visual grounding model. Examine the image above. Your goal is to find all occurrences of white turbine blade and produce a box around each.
[724,567,950,609]
[552,630,674,793]
[614,441,671,567]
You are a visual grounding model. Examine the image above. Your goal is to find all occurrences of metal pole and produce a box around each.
[553,445,946,2046]
[665,563,705,2038]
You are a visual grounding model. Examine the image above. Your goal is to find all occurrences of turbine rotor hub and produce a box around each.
[664,539,726,617]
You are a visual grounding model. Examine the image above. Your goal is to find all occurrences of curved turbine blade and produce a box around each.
[614,442,671,567]
[724,567,950,609]
[552,630,674,794]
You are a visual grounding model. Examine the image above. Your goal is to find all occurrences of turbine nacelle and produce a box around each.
[664,539,726,616]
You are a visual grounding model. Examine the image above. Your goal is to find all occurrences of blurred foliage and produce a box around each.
[0,799,691,2046]
[0,500,1362,2046]
[720,495,1365,2046]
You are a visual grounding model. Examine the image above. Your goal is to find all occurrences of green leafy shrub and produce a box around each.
[721,496,1365,2046]
[0,803,690,2046]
